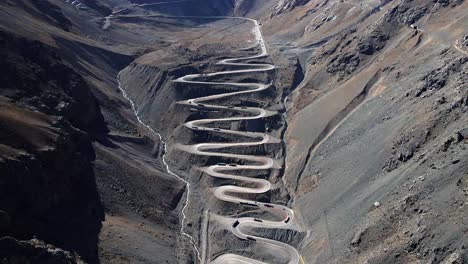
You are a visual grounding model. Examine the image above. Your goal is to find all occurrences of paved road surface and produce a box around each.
[174,18,301,264]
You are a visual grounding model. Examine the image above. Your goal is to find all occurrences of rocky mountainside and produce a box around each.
[0,30,105,263]
[258,0,467,263]
[0,0,466,263]
[110,0,467,263]
[0,0,189,263]
[273,0,310,15]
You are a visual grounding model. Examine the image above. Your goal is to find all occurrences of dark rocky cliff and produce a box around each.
[0,31,107,134]
[0,0,189,262]
[0,31,105,263]
[0,101,102,263]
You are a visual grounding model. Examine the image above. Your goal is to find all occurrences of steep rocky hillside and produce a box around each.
[116,0,467,262]
[0,0,194,263]
[0,30,106,262]
[258,0,467,263]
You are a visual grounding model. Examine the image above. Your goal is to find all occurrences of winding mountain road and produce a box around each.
[115,9,301,263]
[173,18,301,264]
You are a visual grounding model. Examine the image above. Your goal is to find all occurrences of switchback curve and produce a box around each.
[173,17,300,264]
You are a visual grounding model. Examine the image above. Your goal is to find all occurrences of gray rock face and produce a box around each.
[273,0,310,15]
[415,57,467,97]
[384,0,464,25]
[326,52,361,76]
[358,31,390,55]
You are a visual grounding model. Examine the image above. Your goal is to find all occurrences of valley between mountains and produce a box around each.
[0,1,467,264]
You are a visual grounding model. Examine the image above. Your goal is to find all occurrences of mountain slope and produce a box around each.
[0,0,190,263]
[257,0,467,263]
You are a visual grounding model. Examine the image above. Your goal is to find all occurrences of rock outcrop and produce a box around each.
[0,237,84,264]
[30,0,73,31]
[273,0,311,15]
[0,31,107,134]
